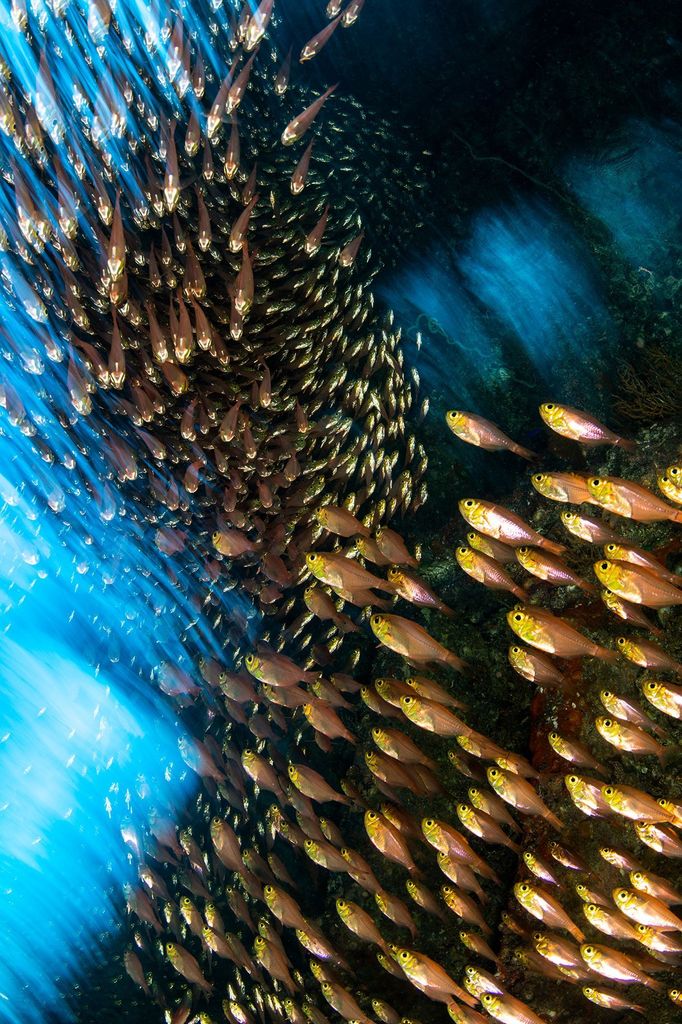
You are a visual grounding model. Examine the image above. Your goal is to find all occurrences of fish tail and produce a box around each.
[540,538,566,556]
[513,444,538,461]
[596,646,619,662]
[548,811,565,831]
[614,436,638,452]
[512,585,528,601]
[660,743,681,768]
[570,925,585,943]
[671,509,682,524]
[580,581,599,595]
[439,602,456,618]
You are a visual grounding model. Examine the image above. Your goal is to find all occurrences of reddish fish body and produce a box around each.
[446,410,535,459]
[459,499,565,555]
[281,84,338,145]
[371,613,466,671]
[300,15,342,61]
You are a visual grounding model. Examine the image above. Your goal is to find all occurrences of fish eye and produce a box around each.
[591,479,601,487]
[264,885,273,894]
[545,404,555,411]
[519,546,528,553]
[585,946,594,954]
[532,474,543,483]
[403,695,413,705]
[603,690,612,698]
[604,787,614,796]
[603,719,612,727]
[606,544,616,552]
[464,500,474,508]
[371,615,381,625]
[511,646,520,654]
[568,776,578,784]
[513,613,523,621]
[645,681,657,691]
[520,884,529,893]
[489,768,498,778]
[457,546,467,555]
[399,951,409,961]
[367,811,377,821]
[599,562,609,571]
[616,638,626,646]
[425,818,434,827]
[549,732,559,741]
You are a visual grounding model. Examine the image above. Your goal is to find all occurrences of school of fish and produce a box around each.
[0,0,681,1023]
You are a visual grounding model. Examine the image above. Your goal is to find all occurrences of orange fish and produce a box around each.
[281,84,338,145]
[539,402,636,449]
[508,607,617,661]
[388,566,455,617]
[587,477,682,523]
[445,410,535,459]
[370,613,467,671]
[594,560,682,607]
[315,503,370,537]
[455,546,526,600]
[516,547,596,593]
[459,499,565,555]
